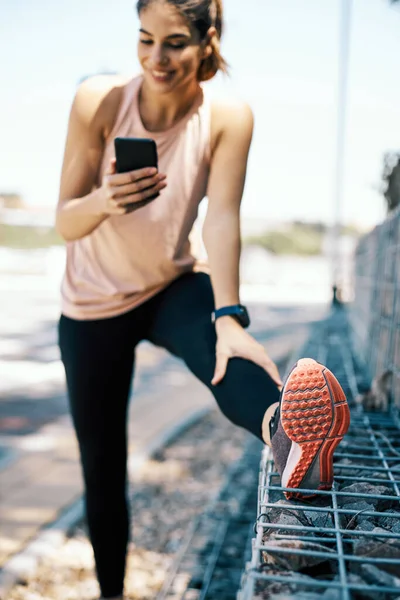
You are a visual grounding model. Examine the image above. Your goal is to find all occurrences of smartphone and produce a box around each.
[114,137,159,204]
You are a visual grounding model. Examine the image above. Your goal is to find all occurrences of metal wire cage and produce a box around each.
[350,207,400,411]
[239,307,400,600]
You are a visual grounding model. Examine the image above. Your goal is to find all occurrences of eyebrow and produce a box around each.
[139,28,190,39]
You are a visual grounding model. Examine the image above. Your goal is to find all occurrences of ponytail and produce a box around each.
[198,0,228,82]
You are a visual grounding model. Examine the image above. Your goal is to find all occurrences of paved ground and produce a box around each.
[0,271,327,566]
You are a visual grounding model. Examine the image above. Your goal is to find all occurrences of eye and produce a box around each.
[140,39,153,45]
[167,42,186,50]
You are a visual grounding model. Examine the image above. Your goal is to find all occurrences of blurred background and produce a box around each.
[1,1,400,598]
[1,0,400,305]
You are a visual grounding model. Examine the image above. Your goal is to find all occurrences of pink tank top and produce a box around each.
[61,75,211,320]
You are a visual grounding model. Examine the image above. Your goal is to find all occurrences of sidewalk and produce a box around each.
[0,349,211,564]
[0,301,323,570]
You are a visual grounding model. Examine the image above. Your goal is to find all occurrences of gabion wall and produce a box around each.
[350,205,400,408]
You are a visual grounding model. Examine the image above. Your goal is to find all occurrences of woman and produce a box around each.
[56,1,350,598]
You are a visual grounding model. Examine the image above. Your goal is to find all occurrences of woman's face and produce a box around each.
[138,1,208,93]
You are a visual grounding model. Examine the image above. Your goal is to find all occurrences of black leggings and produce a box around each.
[59,272,280,598]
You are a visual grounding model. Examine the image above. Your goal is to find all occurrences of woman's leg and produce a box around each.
[146,272,350,499]
[145,272,280,441]
[59,313,137,599]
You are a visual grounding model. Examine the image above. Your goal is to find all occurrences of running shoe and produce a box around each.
[270,357,350,500]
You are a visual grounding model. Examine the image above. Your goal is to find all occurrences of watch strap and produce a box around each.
[211,304,250,328]
[212,305,243,321]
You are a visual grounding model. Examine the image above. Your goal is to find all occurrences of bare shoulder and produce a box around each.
[210,97,254,153]
[72,73,132,138]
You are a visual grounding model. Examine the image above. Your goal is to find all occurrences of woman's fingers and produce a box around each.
[245,344,283,387]
[111,173,166,199]
[106,166,158,186]
[105,158,117,175]
[262,358,283,388]
[101,161,168,215]
[211,353,229,386]
[114,179,167,207]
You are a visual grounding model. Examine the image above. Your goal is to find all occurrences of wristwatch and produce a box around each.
[211,304,250,328]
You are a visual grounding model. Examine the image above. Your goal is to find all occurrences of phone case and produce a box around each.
[114,137,160,205]
[114,137,158,173]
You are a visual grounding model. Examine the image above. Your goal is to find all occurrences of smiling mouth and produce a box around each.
[151,70,175,82]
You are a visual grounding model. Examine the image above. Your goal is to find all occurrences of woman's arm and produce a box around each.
[202,100,253,309]
[204,100,282,388]
[55,76,124,241]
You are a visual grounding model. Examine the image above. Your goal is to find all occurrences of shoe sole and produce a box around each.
[280,357,350,500]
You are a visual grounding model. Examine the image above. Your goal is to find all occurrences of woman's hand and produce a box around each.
[211,317,283,388]
[99,158,167,215]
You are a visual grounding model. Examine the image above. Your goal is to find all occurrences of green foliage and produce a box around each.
[244,221,361,256]
[0,221,361,255]
[0,224,63,248]
[245,223,323,256]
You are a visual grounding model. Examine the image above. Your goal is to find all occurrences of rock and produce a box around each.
[261,539,335,571]
[370,471,393,481]
[304,509,334,530]
[338,483,395,511]
[347,572,387,600]
[321,574,379,600]
[355,519,375,532]
[136,458,190,483]
[379,511,400,531]
[354,527,400,576]
[360,563,400,589]
[269,594,321,599]
[338,501,376,529]
[334,458,361,477]
[253,571,317,599]
[264,500,315,538]
[321,589,342,600]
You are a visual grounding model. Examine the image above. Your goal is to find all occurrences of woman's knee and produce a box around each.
[80,440,127,489]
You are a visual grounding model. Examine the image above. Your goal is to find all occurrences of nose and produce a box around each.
[151,43,168,67]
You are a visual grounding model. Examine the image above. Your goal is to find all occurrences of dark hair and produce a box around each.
[136,0,228,81]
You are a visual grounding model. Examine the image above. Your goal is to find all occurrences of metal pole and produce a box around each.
[332,0,352,305]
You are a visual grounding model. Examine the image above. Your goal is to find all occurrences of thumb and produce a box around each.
[106,157,117,175]
[211,353,229,386]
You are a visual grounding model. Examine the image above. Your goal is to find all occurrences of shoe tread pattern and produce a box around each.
[280,358,350,500]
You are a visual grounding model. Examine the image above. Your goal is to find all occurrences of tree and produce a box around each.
[381,153,400,213]
[379,2,400,212]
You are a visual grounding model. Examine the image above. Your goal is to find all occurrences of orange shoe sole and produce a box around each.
[280,358,350,500]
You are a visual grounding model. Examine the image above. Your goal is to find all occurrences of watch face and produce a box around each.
[238,305,250,328]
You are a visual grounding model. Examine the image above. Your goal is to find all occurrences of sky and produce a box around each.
[1,0,400,228]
